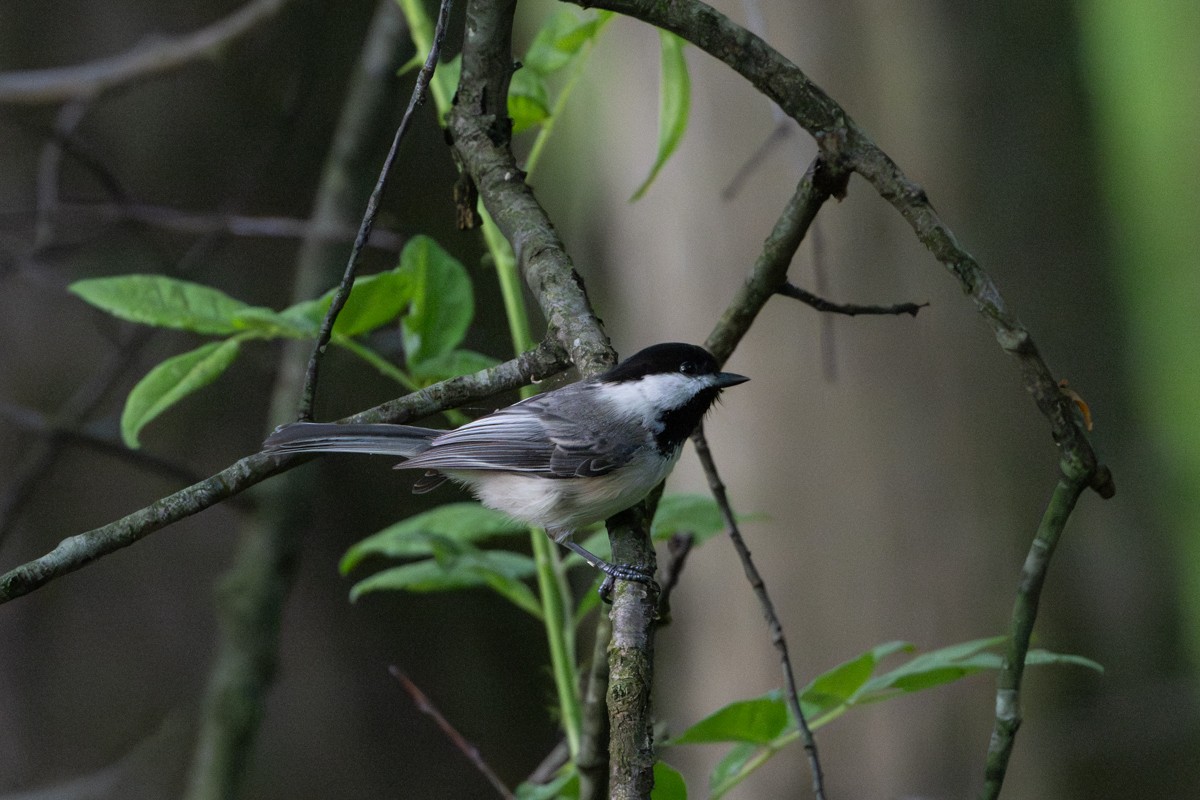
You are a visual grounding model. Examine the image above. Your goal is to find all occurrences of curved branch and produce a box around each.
[574,0,1112,499]
[0,0,294,105]
[0,344,568,605]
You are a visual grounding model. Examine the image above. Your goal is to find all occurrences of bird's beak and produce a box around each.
[715,372,749,388]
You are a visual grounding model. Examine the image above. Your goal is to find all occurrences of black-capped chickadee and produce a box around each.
[263,343,747,587]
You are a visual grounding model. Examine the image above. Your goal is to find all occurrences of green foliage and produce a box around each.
[340,503,525,572]
[652,761,688,800]
[69,235,494,447]
[630,31,692,201]
[340,495,735,618]
[349,548,540,617]
[515,768,577,800]
[70,274,254,335]
[665,638,1102,797]
[119,339,242,448]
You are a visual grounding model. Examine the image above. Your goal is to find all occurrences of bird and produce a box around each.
[263,342,747,589]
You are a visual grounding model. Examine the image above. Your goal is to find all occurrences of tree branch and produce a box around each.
[0,344,568,606]
[390,666,516,800]
[706,157,838,363]
[573,0,1113,500]
[184,4,416,797]
[778,281,927,317]
[981,469,1087,799]
[571,2,1116,795]
[0,0,295,104]
[448,0,614,375]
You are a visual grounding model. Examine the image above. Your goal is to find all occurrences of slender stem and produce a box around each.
[692,427,826,800]
[980,472,1086,799]
[298,0,455,420]
[390,667,516,799]
[777,282,927,317]
[524,13,613,177]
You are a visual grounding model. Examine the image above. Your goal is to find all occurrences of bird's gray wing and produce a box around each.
[399,386,638,478]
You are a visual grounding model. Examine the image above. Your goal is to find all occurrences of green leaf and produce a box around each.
[651,761,687,800]
[349,550,537,608]
[515,767,578,800]
[630,31,691,201]
[523,10,605,75]
[1026,648,1104,674]
[341,503,525,574]
[431,54,461,119]
[683,638,1102,799]
[229,306,315,339]
[121,339,241,448]
[282,268,410,337]
[668,691,787,746]
[408,348,500,384]
[802,641,911,714]
[708,742,764,799]
[651,494,726,543]
[509,67,551,134]
[70,275,250,335]
[397,235,474,367]
[856,637,1004,703]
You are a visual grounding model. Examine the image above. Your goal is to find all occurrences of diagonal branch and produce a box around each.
[692,427,826,800]
[572,2,1116,796]
[0,343,568,606]
[0,0,295,104]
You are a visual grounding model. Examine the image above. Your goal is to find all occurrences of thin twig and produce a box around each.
[778,281,927,317]
[34,100,91,248]
[574,0,1113,500]
[577,612,612,800]
[706,158,838,364]
[0,401,211,490]
[692,427,826,800]
[654,533,695,621]
[0,0,294,104]
[721,119,794,201]
[297,0,454,421]
[31,202,406,251]
[390,666,516,800]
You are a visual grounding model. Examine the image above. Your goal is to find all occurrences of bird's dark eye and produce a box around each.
[679,361,698,375]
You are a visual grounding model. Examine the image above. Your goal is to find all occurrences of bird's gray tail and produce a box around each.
[262,422,438,458]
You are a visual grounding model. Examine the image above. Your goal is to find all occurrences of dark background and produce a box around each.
[2,1,1197,797]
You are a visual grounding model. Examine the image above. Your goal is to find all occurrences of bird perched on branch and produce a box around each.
[264,342,747,591]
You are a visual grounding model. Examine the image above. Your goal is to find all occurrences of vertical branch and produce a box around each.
[981,471,1087,799]
[297,0,454,420]
[604,507,659,800]
[577,613,612,800]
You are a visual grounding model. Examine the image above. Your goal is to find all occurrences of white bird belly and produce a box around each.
[442,448,680,531]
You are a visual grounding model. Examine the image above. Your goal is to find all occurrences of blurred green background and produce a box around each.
[1,0,1197,797]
